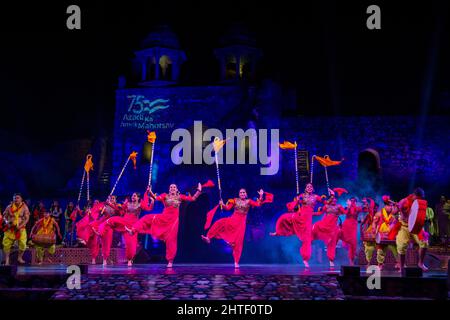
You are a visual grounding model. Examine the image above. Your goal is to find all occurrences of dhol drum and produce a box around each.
[408,199,427,234]
[32,233,56,247]
[375,232,395,245]
[361,224,376,242]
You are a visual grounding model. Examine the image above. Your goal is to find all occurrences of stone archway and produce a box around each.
[357,148,382,194]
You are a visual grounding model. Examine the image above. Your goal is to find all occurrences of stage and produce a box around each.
[0,263,447,300]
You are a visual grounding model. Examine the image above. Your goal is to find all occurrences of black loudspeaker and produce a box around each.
[0,265,17,277]
[402,267,423,277]
[340,266,361,277]
[447,265,449,287]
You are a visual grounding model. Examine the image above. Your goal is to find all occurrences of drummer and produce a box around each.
[374,195,400,270]
[360,198,378,267]
[396,188,429,272]
[30,210,62,265]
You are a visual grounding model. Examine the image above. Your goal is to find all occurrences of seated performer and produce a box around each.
[312,192,345,268]
[373,195,400,270]
[396,188,429,271]
[30,211,62,265]
[269,183,326,268]
[127,183,202,268]
[2,193,30,265]
[201,188,265,268]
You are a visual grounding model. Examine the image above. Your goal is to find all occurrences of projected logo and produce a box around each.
[127,95,170,114]
[120,95,175,130]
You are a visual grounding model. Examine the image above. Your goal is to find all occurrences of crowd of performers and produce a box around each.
[0,183,434,272]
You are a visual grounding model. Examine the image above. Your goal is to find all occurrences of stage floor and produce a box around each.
[8,264,446,300]
[16,263,446,277]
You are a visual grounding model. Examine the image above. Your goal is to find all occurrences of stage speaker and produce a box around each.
[402,267,422,277]
[0,265,17,277]
[447,265,449,287]
[340,266,360,277]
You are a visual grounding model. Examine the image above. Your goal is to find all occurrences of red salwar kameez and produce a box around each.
[272,193,325,265]
[312,203,346,263]
[131,191,201,264]
[99,193,153,263]
[205,198,263,265]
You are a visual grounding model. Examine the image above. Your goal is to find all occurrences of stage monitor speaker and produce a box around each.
[340,266,360,277]
[0,265,17,277]
[447,265,450,287]
[402,267,423,277]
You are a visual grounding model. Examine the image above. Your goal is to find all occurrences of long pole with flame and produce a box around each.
[77,154,94,206]
[279,141,298,194]
[147,131,157,189]
[213,137,227,208]
[110,151,138,197]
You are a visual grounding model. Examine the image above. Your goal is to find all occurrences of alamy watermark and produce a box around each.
[66,265,81,290]
[171,121,280,175]
[366,265,381,290]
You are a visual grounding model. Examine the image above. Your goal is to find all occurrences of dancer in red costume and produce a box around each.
[75,200,103,264]
[312,193,346,268]
[201,188,265,268]
[269,183,326,268]
[91,195,121,236]
[100,189,153,266]
[126,183,202,268]
[339,197,363,266]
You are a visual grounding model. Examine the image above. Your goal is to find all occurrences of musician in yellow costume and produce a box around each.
[396,188,429,272]
[2,193,30,265]
[374,196,400,270]
[30,210,62,264]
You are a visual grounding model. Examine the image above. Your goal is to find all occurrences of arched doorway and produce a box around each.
[357,148,382,194]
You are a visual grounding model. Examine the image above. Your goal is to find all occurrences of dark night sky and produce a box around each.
[0,0,449,150]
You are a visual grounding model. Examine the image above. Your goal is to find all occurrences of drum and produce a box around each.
[32,233,56,247]
[360,219,376,242]
[408,199,427,234]
[375,232,395,245]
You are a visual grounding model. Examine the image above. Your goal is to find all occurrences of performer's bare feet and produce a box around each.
[167,262,173,268]
[303,260,310,268]
[201,235,210,244]
[37,260,43,266]
[418,263,429,271]
[234,263,240,268]
[17,258,26,264]
[269,232,277,236]
[329,261,335,268]
[91,258,96,265]
[378,264,384,271]
[102,259,107,267]
[92,228,101,236]
[127,260,133,267]
[78,239,86,246]
[394,262,401,270]
[46,258,52,263]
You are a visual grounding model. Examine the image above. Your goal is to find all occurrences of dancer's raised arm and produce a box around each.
[180,183,202,202]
